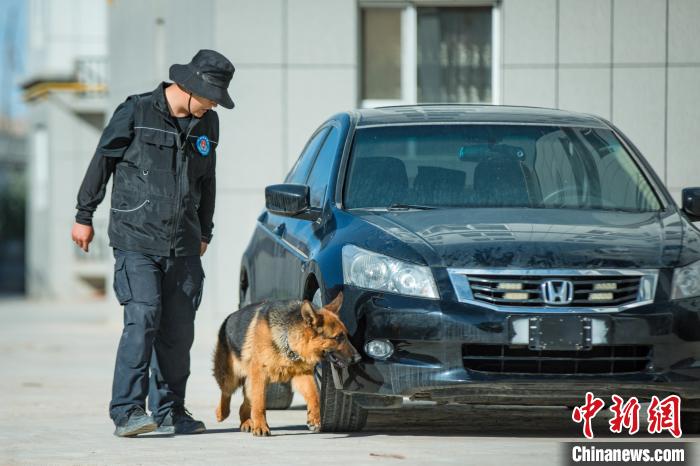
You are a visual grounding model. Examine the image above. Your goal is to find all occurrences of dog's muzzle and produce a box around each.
[325,350,362,368]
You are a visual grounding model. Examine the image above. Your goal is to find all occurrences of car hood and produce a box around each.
[354,208,689,269]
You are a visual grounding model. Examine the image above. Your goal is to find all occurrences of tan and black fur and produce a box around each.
[213,292,359,436]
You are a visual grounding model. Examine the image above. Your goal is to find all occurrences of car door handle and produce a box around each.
[273,223,286,236]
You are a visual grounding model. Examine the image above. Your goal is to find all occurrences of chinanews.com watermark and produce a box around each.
[563,442,692,466]
[561,392,696,466]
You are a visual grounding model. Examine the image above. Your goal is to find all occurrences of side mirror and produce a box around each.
[682,187,700,221]
[265,184,320,221]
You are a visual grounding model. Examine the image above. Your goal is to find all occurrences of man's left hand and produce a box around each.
[200,242,208,256]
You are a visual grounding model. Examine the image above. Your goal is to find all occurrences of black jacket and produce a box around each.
[75,82,218,256]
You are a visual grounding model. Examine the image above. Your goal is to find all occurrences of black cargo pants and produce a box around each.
[109,248,204,425]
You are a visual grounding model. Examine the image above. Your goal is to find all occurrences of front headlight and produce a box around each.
[342,244,439,299]
[671,259,700,300]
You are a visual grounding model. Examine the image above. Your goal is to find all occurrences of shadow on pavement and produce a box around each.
[198,424,316,437]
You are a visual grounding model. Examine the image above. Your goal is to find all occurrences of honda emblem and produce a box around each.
[541,280,574,305]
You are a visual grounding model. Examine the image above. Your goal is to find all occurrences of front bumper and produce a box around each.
[338,286,700,408]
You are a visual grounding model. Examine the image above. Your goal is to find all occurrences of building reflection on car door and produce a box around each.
[279,124,342,300]
[250,209,287,301]
[254,126,330,300]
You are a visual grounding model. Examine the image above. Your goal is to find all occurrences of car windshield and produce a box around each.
[344,124,661,212]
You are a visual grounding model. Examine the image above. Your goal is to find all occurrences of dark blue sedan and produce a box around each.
[240,105,700,433]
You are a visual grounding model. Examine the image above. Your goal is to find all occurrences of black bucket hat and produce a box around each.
[169,49,235,109]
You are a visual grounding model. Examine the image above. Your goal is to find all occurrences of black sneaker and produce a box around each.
[156,406,206,435]
[113,406,157,437]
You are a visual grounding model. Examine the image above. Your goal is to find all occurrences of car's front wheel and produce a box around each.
[318,361,367,432]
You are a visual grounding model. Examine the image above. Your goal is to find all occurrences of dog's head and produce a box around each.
[299,292,361,368]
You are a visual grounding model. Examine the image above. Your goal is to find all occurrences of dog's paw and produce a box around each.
[215,404,230,422]
[252,423,271,437]
[307,411,321,432]
[307,422,321,433]
[239,419,253,432]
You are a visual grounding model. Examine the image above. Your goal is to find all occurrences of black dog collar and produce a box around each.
[278,333,302,362]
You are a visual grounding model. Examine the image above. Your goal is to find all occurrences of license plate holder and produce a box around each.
[527,315,592,351]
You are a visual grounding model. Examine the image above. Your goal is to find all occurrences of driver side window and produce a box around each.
[285,127,330,184]
[307,126,342,208]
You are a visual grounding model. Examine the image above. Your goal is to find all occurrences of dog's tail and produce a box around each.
[213,316,236,422]
[212,316,231,390]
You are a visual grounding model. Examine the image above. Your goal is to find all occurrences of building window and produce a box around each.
[361,4,498,107]
[362,8,402,100]
[417,7,492,103]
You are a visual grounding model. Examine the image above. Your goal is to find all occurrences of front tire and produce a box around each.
[318,361,367,432]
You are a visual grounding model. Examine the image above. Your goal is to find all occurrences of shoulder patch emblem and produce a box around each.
[196,135,211,156]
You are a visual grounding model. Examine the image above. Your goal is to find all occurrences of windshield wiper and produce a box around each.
[587,206,655,214]
[387,203,438,211]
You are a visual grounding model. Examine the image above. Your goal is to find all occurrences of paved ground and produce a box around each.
[0,297,696,466]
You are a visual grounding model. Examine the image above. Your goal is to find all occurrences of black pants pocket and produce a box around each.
[113,254,133,304]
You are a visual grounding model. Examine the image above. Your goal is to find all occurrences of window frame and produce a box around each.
[359,1,501,108]
[304,121,343,209]
[284,126,331,185]
[305,121,343,208]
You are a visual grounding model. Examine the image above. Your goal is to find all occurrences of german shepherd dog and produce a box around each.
[213,292,360,436]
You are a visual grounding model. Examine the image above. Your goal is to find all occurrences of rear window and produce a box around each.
[343,124,661,212]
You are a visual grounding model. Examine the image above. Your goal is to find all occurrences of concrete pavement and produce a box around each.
[0,297,696,466]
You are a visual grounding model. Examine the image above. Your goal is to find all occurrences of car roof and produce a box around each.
[353,104,609,128]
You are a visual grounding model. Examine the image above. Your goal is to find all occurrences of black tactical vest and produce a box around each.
[108,84,219,256]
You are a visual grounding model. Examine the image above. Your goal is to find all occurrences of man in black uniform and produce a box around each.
[71,50,234,437]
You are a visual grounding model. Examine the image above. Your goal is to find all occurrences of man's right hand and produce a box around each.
[72,223,95,252]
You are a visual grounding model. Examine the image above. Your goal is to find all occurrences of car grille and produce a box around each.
[462,344,652,375]
[465,274,642,307]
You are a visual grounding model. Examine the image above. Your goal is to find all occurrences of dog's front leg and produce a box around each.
[292,374,321,432]
[246,363,271,436]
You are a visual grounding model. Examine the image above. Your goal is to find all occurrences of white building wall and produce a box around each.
[26,95,107,299]
[25,0,108,299]
[501,0,700,202]
[27,0,106,77]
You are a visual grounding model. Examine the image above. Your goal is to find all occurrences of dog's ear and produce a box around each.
[301,300,321,328]
[323,291,343,315]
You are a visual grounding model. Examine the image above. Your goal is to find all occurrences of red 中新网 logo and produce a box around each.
[571,392,682,439]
